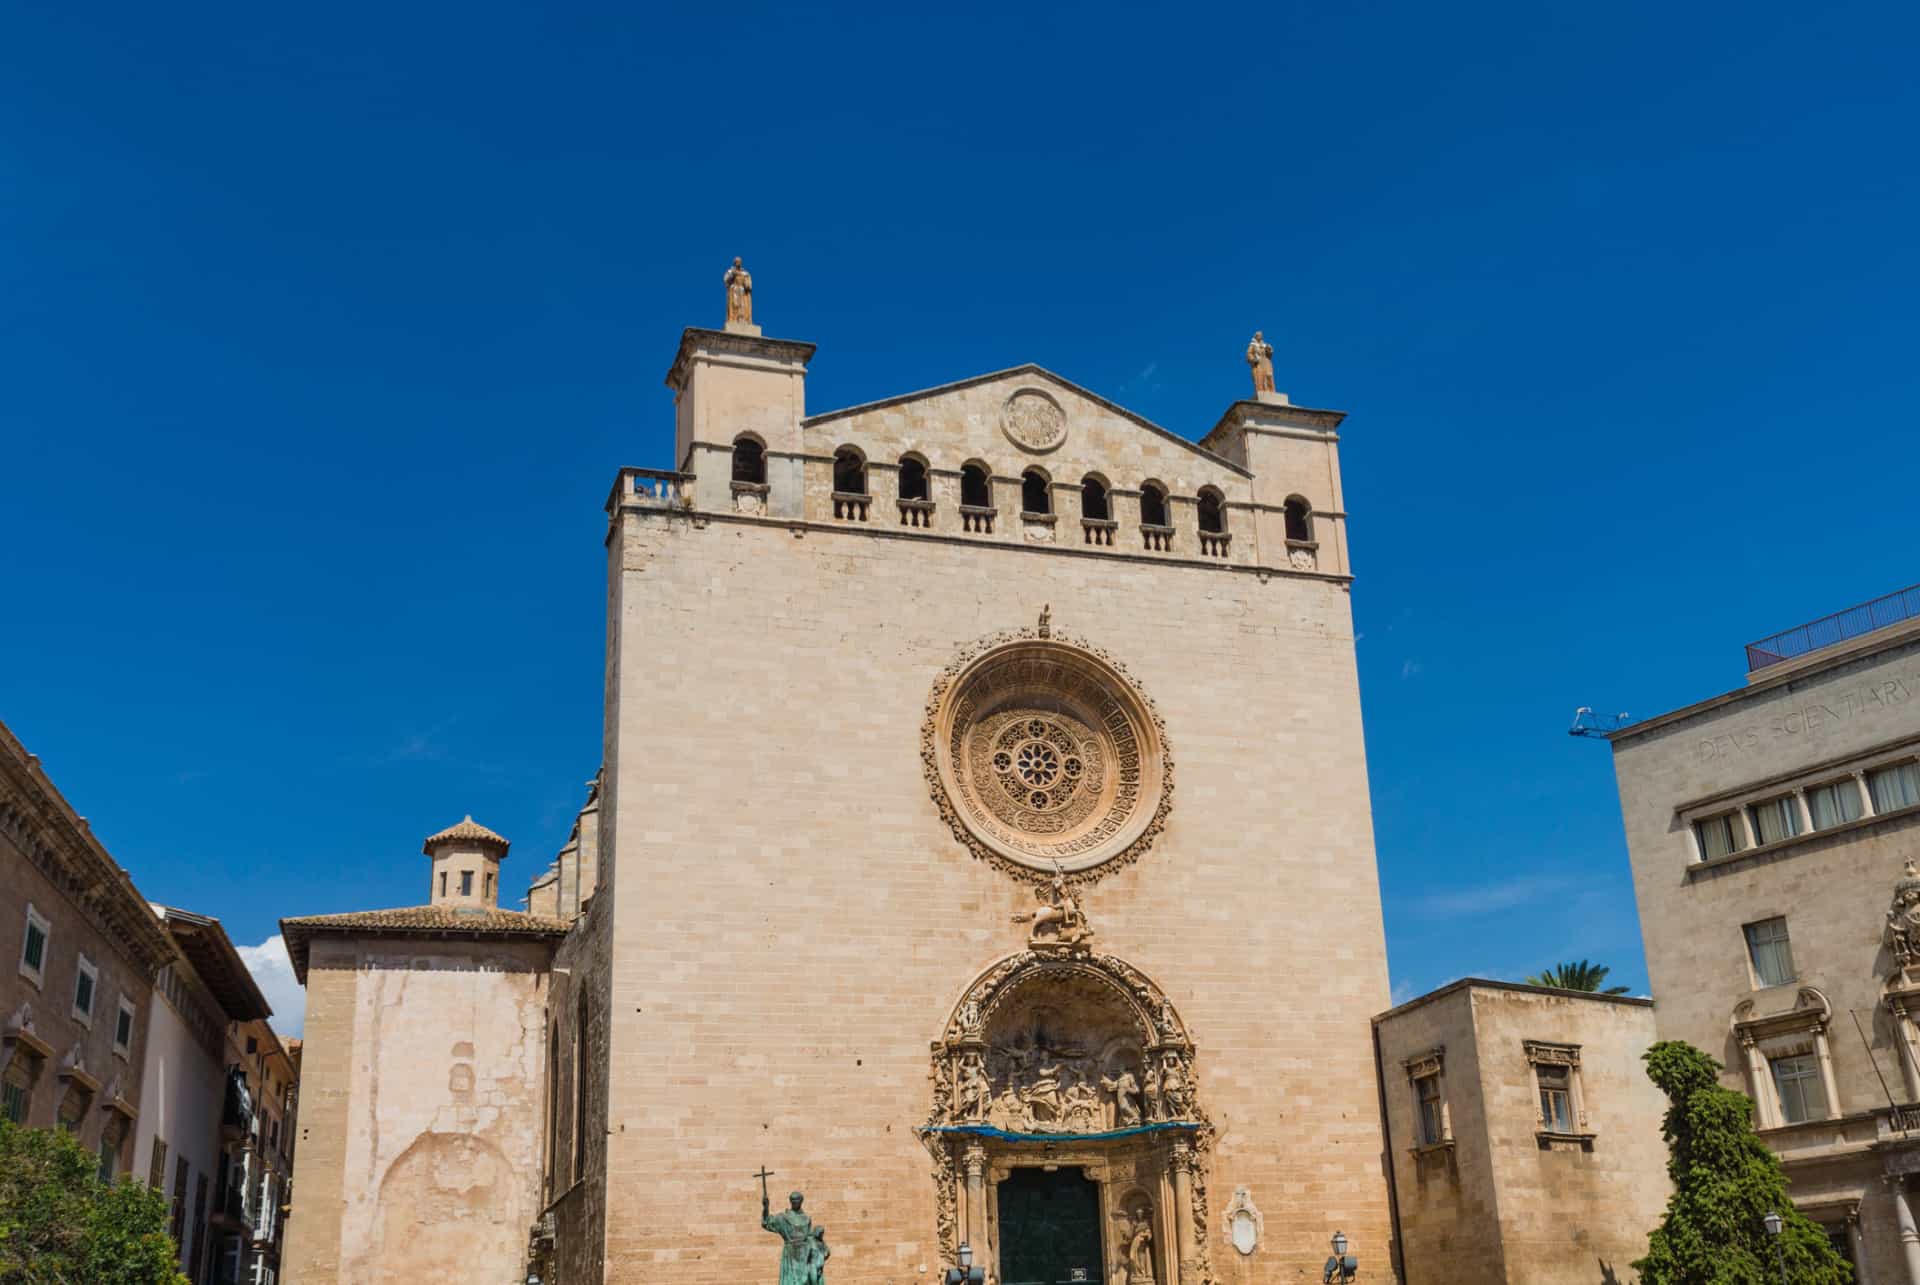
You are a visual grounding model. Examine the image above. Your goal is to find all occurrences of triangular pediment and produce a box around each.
[804,365,1250,488]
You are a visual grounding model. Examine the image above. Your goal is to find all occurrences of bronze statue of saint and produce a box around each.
[1246,331,1275,394]
[762,1187,815,1285]
[726,256,754,325]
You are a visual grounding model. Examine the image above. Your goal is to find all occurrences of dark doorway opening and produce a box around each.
[997,1167,1103,1285]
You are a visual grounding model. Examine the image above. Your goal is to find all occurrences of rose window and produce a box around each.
[926,634,1172,877]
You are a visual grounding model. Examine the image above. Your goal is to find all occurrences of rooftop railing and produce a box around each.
[1746,583,1920,673]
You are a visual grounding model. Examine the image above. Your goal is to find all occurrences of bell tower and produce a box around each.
[423,815,509,909]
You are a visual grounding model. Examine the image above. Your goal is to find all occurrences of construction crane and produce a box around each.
[1568,706,1632,739]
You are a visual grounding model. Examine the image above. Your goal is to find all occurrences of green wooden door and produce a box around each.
[997,1167,1103,1285]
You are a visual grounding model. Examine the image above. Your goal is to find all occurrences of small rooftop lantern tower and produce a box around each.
[424,815,510,910]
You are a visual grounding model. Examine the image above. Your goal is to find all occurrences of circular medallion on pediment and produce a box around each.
[1001,388,1067,454]
[924,631,1171,880]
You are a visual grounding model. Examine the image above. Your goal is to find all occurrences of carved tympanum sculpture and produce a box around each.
[725,256,754,325]
[1246,331,1275,394]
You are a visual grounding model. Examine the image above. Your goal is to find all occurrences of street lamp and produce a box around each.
[946,1241,984,1285]
[1762,1210,1786,1283]
[1323,1230,1357,1283]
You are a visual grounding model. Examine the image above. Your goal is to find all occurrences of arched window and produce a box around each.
[1139,481,1169,528]
[1022,469,1051,516]
[545,1023,561,1199]
[1081,475,1110,521]
[572,990,590,1183]
[1197,487,1226,534]
[961,462,992,508]
[833,446,867,496]
[898,455,930,502]
[1284,496,1314,543]
[731,435,766,485]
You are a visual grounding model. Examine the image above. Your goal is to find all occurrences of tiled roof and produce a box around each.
[280,904,567,981]
[422,815,509,854]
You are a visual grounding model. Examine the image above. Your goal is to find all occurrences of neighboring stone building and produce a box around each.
[1373,980,1668,1285]
[0,716,173,1182]
[283,266,1396,1285]
[280,816,567,1285]
[1608,587,1920,1282]
[135,905,274,1283]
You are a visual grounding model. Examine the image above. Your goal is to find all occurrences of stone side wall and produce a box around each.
[281,936,554,1285]
[545,892,614,1285]
[1610,634,1920,1284]
[1376,984,1668,1285]
[0,819,154,1168]
[595,502,1395,1284]
[1466,987,1666,1284]
[1374,987,1505,1284]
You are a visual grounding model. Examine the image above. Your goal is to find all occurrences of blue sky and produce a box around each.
[5,2,1918,1031]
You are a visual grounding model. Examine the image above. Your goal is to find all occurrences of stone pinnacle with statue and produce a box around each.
[725,256,760,335]
[759,1168,830,1285]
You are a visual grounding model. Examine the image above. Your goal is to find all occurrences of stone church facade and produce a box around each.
[284,269,1398,1284]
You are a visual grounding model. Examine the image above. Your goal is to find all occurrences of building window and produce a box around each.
[483,871,493,900]
[188,1175,208,1279]
[460,870,474,896]
[1021,469,1051,516]
[98,1112,125,1182]
[730,435,766,485]
[1538,1064,1575,1132]
[1694,812,1744,861]
[56,1080,91,1133]
[114,997,136,1058]
[1771,1053,1828,1124]
[439,871,448,897]
[1197,488,1226,535]
[73,955,98,1025]
[1139,482,1169,528]
[1807,778,1864,830]
[148,1137,169,1190]
[1,1050,38,1125]
[897,455,930,502]
[1749,794,1802,846]
[960,462,992,509]
[1868,761,1920,814]
[832,446,867,496]
[1526,1041,1586,1137]
[171,1156,189,1244]
[1416,1074,1445,1145]
[1081,475,1110,521]
[19,904,49,988]
[1283,495,1314,543]
[1744,917,1796,988]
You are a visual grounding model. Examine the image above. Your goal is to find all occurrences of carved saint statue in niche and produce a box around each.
[1246,330,1276,395]
[956,1052,990,1122]
[1157,1052,1191,1119]
[1123,1206,1156,1285]
[725,256,754,325]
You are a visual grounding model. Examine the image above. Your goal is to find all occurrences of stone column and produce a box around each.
[1849,1203,1874,1285]
[1169,1138,1196,1285]
[963,1143,987,1258]
[1893,1177,1920,1285]
[1893,1003,1920,1104]
[1741,1033,1778,1129]
[1814,1022,1844,1118]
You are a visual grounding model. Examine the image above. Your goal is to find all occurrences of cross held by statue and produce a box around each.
[755,1166,776,1199]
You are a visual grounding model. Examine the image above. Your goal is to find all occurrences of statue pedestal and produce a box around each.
[1254,389,1290,405]
[724,319,763,337]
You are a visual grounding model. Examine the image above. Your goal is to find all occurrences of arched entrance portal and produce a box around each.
[921,950,1211,1285]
